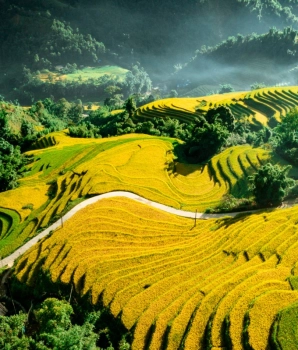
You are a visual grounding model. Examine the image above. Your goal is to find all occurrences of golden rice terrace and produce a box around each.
[136,86,298,129]
[15,197,298,350]
[1,131,295,258]
[3,84,298,350]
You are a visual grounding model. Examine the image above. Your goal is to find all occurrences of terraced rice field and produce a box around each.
[136,86,298,129]
[1,130,288,258]
[15,197,298,349]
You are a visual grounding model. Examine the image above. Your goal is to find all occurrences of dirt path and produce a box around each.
[0,191,287,268]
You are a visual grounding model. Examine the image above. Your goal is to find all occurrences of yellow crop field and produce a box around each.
[14,197,298,350]
[0,184,49,220]
[136,86,298,129]
[0,130,286,258]
[245,290,298,350]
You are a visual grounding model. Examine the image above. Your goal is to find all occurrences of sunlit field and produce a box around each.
[137,86,298,129]
[1,130,295,258]
[38,65,129,83]
[15,197,298,349]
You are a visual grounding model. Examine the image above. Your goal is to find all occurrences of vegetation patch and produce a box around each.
[271,300,298,350]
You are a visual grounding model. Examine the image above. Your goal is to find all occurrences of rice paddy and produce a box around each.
[136,86,298,129]
[1,129,289,258]
[14,197,298,349]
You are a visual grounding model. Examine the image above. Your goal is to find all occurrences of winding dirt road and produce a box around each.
[0,191,267,268]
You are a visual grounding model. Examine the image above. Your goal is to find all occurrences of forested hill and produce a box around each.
[0,2,106,69]
[2,0,298,100]
[173,27,298,92]
[2,0,298,75]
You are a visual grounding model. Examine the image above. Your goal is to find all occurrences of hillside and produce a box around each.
[15,196,298,349]
[0,101,41,134]
[2,87,298,259]
[2,130,292,258]
[1,96,298,348]
[3,0,298,101]
[173,27,298,94]
[137,86,298,129]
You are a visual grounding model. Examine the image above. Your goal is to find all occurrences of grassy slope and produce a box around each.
[1,130,293,257]
[136,86,298,129]
[14,196,298,350]
[1,102,40,134]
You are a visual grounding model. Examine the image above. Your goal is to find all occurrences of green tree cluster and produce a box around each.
[30,98,83,125]
[249,163,294,206]
[68,105,188,139]
[237,0,298,21]
[124,64,152,95]
[0,138,25,192]
[0,298,130,350]
[0,110,26,192]
[183,106,235,161]
[179,26,298,90]
[271,107,298,165]
[218,84,235,94]
[1,14,105,69]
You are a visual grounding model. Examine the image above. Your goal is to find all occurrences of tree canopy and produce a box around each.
[249,163,295,206]
[183,106,235,162]
[272,107,298,165]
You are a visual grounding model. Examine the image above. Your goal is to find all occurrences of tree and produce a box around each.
[251,82,266,90]
[21,120,35,138]
[272,108,298,165]
[0,298,106,350]
[169,90,178,98]
[0,109,11,139]
[0,313,31,349]
[218,84,235,94]
[105,94,124,109]
[124,65,152,95]
[205,106,235,132]
[35,298,100,350]
[249,163,295,207]
[0,138,25,192]
[276,107,298,134]
[68,100,84,124]
[183,106,235,162]
[185,120,230,161]
[54,98,72,119]
[124,97,136,118]
[35,298,73,334]
[104,85,121,96]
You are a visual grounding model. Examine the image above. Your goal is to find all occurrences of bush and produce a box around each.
[219,84,235,94]
[206,194,254,213]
